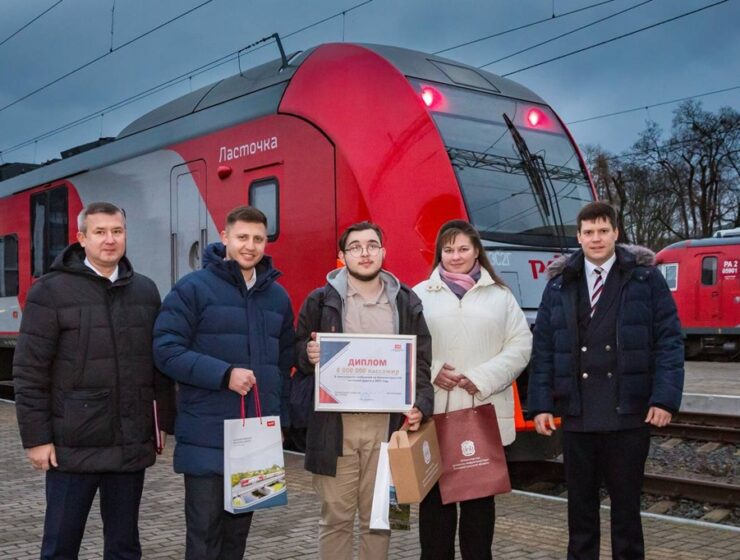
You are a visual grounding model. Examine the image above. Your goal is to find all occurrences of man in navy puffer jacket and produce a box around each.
[153,206,294,560]
[528,201,683,560]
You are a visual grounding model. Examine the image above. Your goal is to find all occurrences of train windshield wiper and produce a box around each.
[502,113,567,253]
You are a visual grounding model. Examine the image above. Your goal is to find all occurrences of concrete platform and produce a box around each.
[1,402,738,559]
[681,361,740,415]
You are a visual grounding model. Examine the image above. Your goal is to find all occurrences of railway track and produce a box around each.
[511,459,740,508]
[654,411,740,444]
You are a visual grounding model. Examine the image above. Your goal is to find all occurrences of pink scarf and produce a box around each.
[438,262,481,299]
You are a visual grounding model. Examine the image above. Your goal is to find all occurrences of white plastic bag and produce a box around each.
[369,442,391,530]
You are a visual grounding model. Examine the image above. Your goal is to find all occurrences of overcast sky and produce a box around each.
[1,0,738,165]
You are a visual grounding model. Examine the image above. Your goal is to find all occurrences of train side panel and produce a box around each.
[657,240,740,358]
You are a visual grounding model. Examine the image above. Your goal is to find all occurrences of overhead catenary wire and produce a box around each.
[479,0,654,68]
[0,0,216,115]
[0,0,374,158]
[499,0,729,76]
[433,0,616,55]
[566,85,740,125]
[0,0,64,49]
[1,0,734,162]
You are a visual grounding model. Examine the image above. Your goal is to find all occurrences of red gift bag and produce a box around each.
[433,403,511,505]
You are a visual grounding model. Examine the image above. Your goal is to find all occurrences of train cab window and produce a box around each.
[31,187,68,278]
[248,179,278,241]
[658,263,678,291]
[0,234,19,297]
[701,256,717,286]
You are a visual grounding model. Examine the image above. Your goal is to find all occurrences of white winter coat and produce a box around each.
[413,267,532,445]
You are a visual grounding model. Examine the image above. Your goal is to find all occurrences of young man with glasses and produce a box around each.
[295,221,434,560]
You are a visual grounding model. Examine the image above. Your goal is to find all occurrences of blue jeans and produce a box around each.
[41,469,145,560]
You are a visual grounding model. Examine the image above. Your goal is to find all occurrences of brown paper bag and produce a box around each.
[388,419,441,504]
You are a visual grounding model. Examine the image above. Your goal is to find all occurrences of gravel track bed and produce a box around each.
[643,435,739,527]
[513,436,740,527]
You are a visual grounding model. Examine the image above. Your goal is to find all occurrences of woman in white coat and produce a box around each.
[414,220,532,560]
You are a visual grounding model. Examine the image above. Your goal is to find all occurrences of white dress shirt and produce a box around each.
[84,257,119,283]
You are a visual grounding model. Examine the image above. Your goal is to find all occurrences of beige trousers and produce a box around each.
[313,413,391,560]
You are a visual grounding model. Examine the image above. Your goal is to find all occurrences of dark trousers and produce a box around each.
[563,428,651,560]
[41,469,145,560]
[184,474,253,560]
[418,483,495,560]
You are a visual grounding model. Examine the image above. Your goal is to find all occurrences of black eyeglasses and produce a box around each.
[344,243,382,257]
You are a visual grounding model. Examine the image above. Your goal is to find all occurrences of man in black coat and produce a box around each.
[295,222,434,560]
[14,201,175,560]
[528,202,684,559]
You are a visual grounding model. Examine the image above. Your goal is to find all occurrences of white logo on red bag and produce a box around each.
[422,441,431,464]
[461,440,476,457]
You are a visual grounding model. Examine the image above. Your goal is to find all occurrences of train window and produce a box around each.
[248,178,279,241]
[701,256,717,286]
[410,78,592,248]
[30,186,69,278]
[658,263,678,291]
[0,234,19,297]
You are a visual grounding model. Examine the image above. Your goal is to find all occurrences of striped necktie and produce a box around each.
[590,267,604,317]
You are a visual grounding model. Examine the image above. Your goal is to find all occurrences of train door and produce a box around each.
[170,161,207,285]
[696,252,722,325]
[236,119,336,310]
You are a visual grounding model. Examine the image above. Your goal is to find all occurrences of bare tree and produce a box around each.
[632,101,739,239]
[586,102,740,250]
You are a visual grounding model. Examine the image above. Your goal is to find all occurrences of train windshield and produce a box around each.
[413,80,593,248]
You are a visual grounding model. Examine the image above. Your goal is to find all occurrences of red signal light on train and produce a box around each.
[527,108,544,127]
[421,86,441,108]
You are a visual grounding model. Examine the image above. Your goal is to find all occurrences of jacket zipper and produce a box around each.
[104,285,124,442]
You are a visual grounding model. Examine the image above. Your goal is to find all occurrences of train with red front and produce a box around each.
[0,42,597,456]
[656,237,740,359]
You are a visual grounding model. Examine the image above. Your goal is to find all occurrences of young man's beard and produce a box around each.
[346,266,382,282]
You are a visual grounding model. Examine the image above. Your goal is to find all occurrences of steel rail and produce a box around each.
[510,460,740,507]
[654,412,740,444]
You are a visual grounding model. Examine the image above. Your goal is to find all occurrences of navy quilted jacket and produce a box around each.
[527,245,684,418]
[153,243,294,475]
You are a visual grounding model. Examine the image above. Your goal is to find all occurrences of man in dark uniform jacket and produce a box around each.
[528,201,684,559]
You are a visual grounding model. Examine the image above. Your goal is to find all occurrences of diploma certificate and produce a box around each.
[315,333,416,413]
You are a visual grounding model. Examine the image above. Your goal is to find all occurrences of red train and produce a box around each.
[0,42,597,454]
[655,237,740,359]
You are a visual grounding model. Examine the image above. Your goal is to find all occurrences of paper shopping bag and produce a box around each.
[388,419,441,504]
[223,414,287,514]
[433,404,511,505]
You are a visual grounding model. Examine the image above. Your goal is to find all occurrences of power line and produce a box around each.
[596,135,726,165]
[0,0,216,115]
[500,0,729,77]
[567,85,740,125]
[0,0,64,49]
[433,0,616,55]
[0,0,374,158]
[479,0,654,69]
